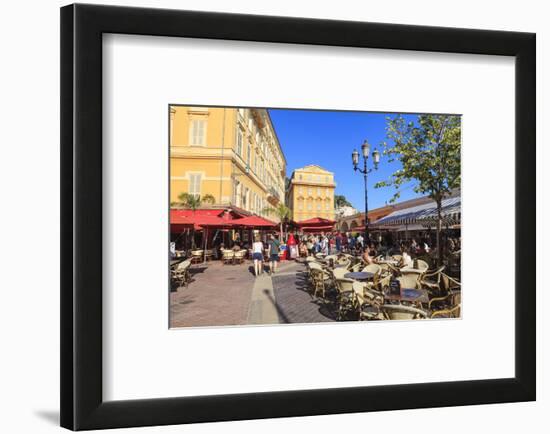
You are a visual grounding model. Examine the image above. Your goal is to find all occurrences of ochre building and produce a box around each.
[170,106,286,221]
[286,165,336,222]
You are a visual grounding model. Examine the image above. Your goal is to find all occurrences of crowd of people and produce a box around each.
[172,227,461,278]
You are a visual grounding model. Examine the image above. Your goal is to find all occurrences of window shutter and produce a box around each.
[189,174,201,196]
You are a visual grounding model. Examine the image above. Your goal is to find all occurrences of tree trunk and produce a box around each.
[436,199,443,266]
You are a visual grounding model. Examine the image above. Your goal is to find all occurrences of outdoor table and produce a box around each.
[399,267,426,274]
[344,271,374,281]
[384,287,429,304]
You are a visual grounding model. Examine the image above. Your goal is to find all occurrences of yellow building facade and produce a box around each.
[170,106,286,221]
[286,165,336,222]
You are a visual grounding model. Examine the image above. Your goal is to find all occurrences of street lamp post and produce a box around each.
[352,140,380,246]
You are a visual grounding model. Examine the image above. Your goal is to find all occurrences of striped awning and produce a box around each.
[374,196,461,228]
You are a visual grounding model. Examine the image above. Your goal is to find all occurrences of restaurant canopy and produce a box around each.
[232,215,277,228]
[170,208,278,231]
[170,209,237,230]
[374,196,461,228]
[294,217,336,233]
[296,217,335,227]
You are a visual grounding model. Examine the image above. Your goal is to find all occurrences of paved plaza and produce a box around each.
[170,260,336,328]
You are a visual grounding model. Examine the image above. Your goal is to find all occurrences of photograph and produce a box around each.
[169,105,461,327]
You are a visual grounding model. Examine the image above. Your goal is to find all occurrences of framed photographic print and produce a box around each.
[60,3,536,431]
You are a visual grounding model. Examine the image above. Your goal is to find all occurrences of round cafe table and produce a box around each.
[344,271,374,281]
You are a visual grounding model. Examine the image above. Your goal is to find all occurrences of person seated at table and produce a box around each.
[299,241,308,257]
[232,242,241,252]
[400,248,413,268]
[362,247,375,265]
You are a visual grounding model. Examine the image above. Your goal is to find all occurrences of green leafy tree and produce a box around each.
[375,114,461,263]
[172,193,216,248]
[334,194,353,209]
[263,203,291,240]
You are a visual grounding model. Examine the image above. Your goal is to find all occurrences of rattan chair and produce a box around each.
[233,249,246,264]
[397,271,421,290]
[381,304,428,320]
[310,268,332,299]
[419,265,446,294]
[331,267,348,280]
[222,249,234,265]
[334,278,359,320]
[171,259,191,288]
[430,291,461,318]
[190,250,204,264]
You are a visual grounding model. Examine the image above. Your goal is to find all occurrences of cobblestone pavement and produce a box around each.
[270,262,336,324]
[169,260,335,328]
[170,261,256,328]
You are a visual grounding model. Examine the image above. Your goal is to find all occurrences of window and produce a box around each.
[317,203,321,211]
[190,119,206,146]
[308,187,313,196]
[247,143,251,167]
[317,187,321,196]
[298,200,303,211]
[236,130,243,156]
[188,173,202,197]
[298,186,303,195]
[307,201,312,211]
[326,201,331,210]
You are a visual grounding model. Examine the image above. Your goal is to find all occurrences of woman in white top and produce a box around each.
[401,249,413,268]
[251,234,264,277]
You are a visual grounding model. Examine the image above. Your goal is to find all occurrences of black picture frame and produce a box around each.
[60,3,536,431]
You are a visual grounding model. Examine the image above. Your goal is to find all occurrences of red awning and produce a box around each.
[233,215,277,228]
[170,209,237,230]
[301,225,335,232]
[296,217,336,228]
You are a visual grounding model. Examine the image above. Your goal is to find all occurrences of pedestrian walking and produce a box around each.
[268,234,281,275]
[251,234,264,277]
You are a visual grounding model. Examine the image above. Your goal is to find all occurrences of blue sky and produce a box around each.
[269,109,420,210]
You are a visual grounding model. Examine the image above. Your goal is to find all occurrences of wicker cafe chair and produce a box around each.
[380,304,428,320]
[376,273,392,294]
[331,267,348,280]
[361,263,382,286]
[354,281,385,321]
[190,249,204,264]
[233,249,246,264]
[348,261,363,272]
[171,259,191,288]
[397,271,421,290]
[334,278,359,320]
[222,249,234,265]
[420,266,446,294]
[310,268,332,299]
[415,259,430,272]
[306,261,323,292]
[430,291,461,318]
[441,273,461,292]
